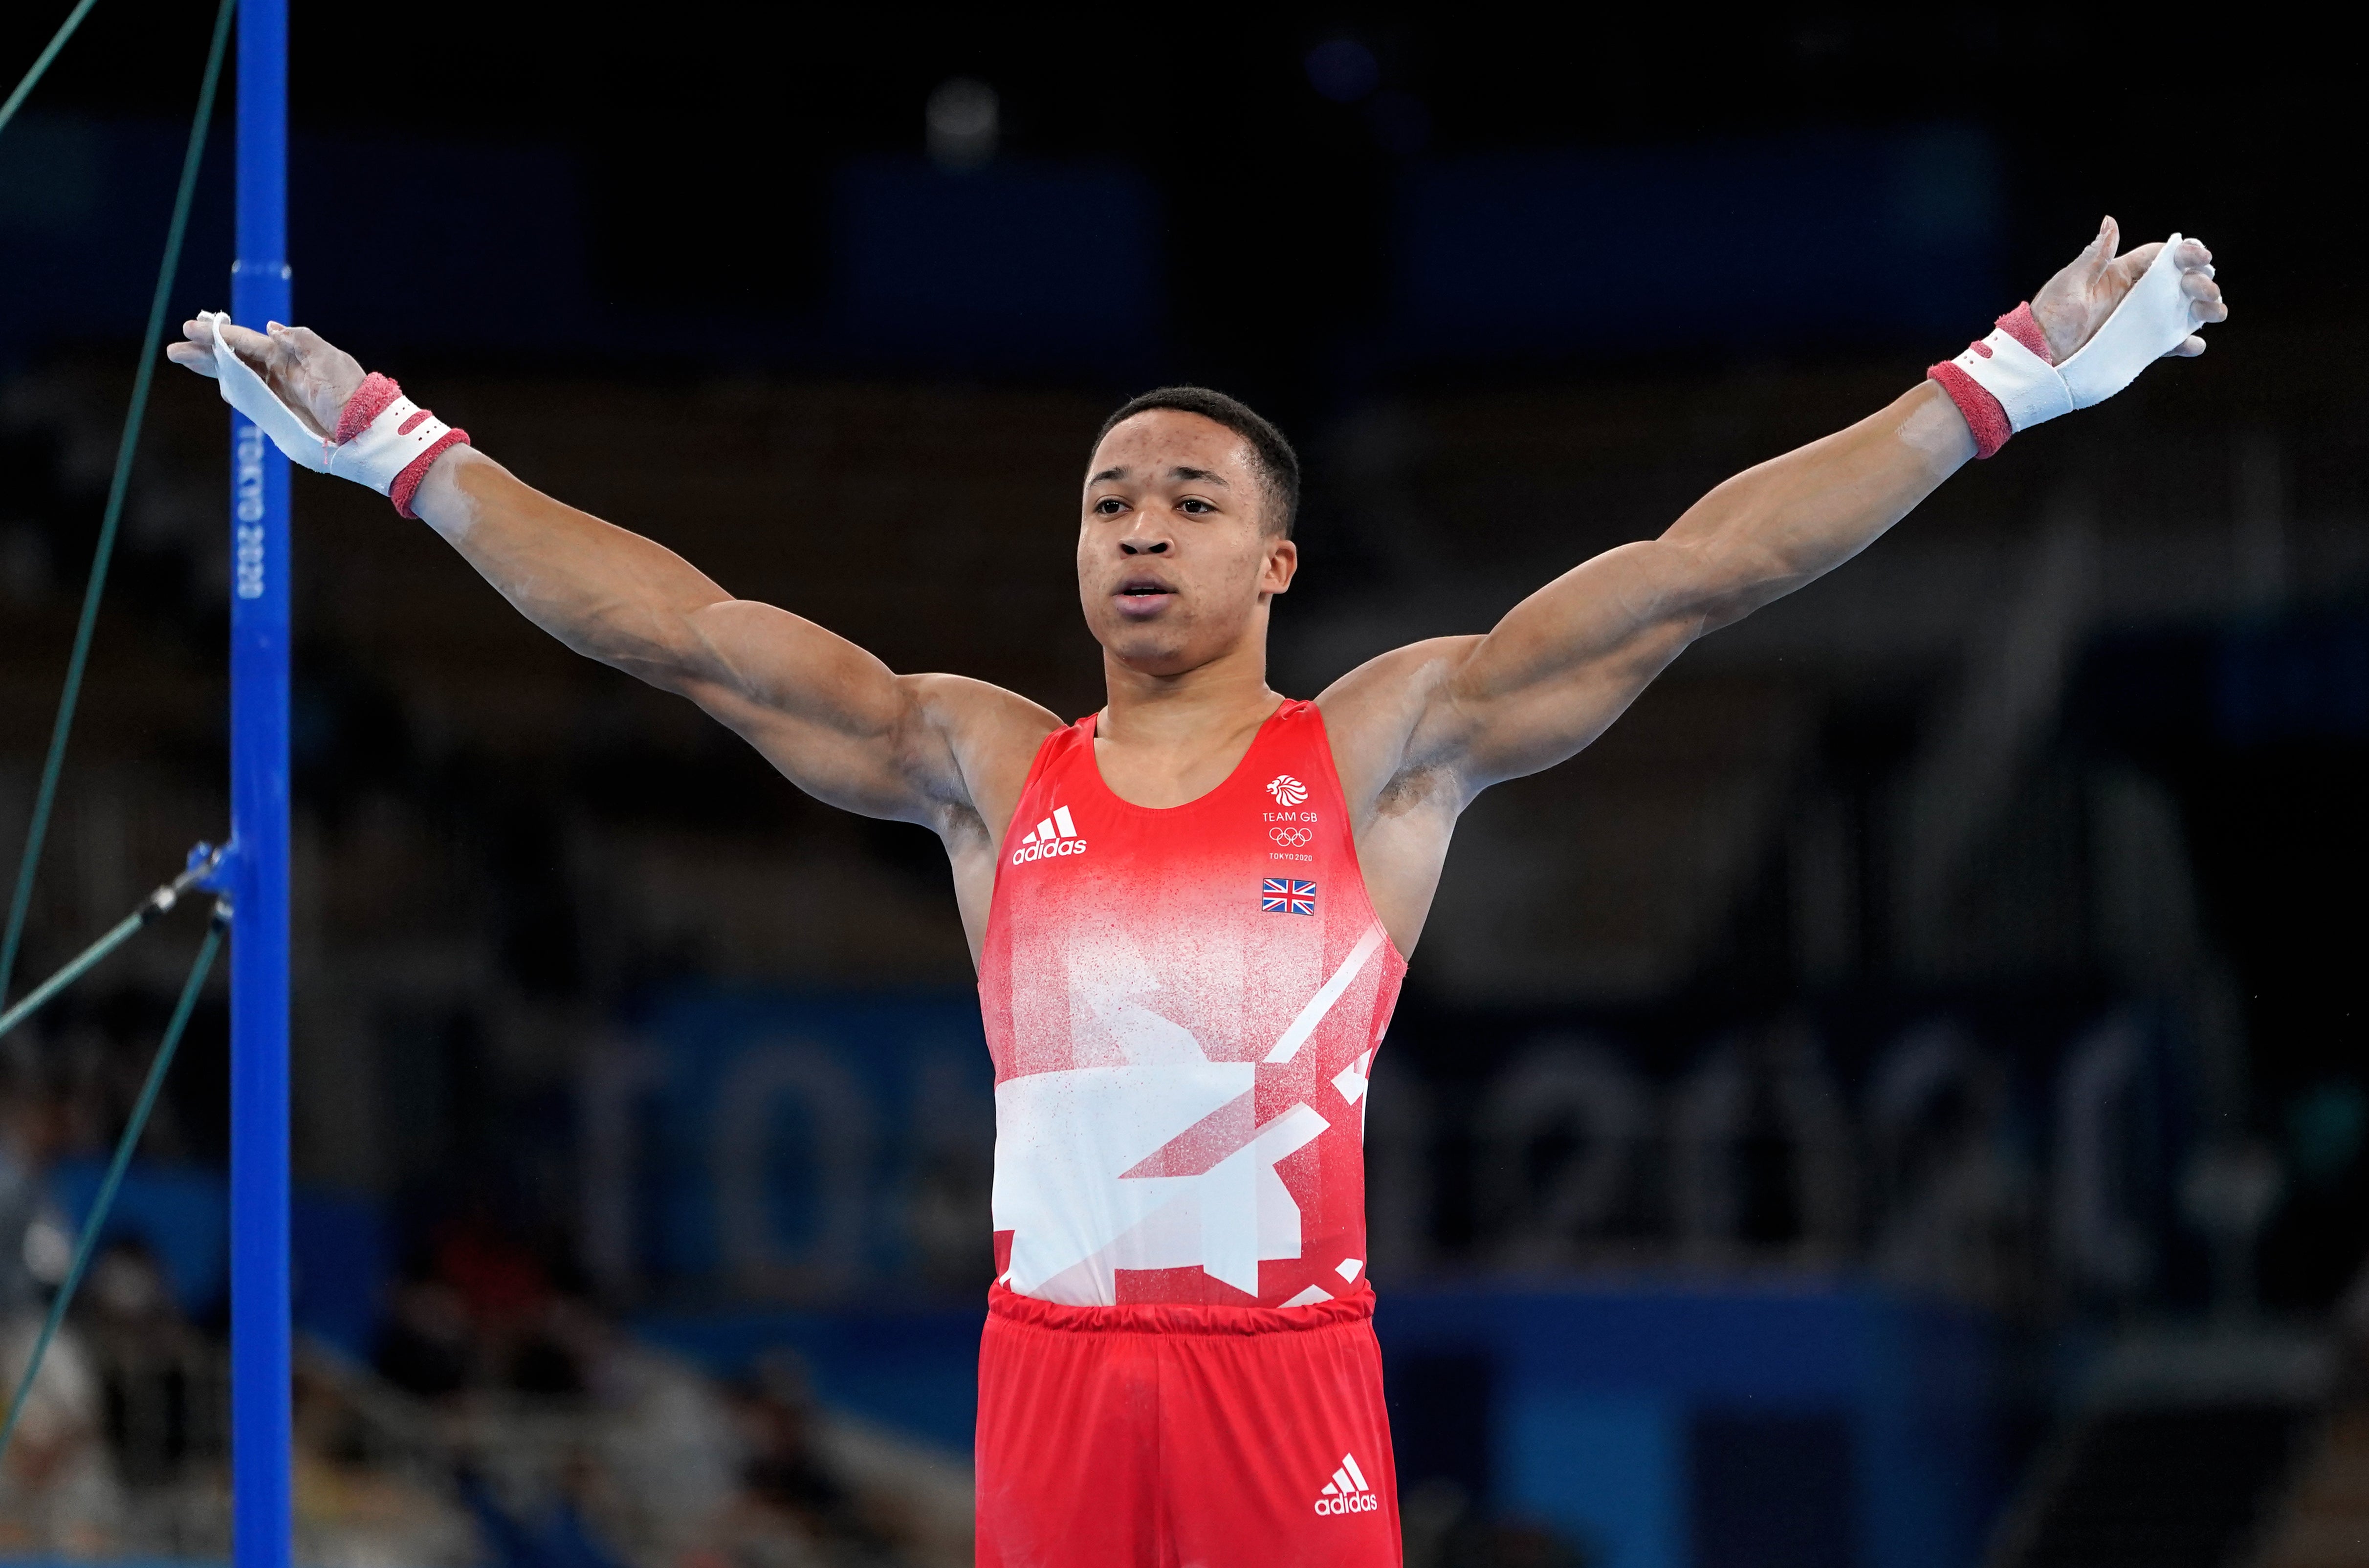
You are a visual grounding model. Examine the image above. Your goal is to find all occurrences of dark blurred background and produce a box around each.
[1,5,2364,1566]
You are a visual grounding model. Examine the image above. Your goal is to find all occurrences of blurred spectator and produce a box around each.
[292,1352,484,1567]
[573,1309,743,1559]
[373,1236,967,1568]
[434,1205,561,1389]
[0,1057,124,1554]
[77,1240,207,1487]
[0,1315,126,1555]
[461,1459,624,1568]
[376,1206,593,1399]
[0,1054,65,1317]
[376,1276,475,1398]
[436,1207,557,1332]
[704,1350,868,1564]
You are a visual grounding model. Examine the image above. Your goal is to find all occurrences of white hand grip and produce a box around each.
[325,395,454,497]
[201,311,331,473]
[2059,234,2207,410]
[1948,235,2210,438]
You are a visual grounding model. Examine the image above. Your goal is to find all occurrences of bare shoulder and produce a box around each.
[899,673,1065,848]
[1313,635,1483,824]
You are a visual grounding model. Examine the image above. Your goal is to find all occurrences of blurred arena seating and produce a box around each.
[2,318,2365,1566]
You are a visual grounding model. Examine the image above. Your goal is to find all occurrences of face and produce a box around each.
[1077,409,1296,675]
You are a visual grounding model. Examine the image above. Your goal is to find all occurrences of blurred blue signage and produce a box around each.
[1391,124,2001,360]
[44,1162,385,1357]
[1383,1285,2002,1568]
[598,989,2187,1323]
[588,988,996,1303]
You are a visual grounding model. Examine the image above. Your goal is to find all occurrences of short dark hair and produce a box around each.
[1092,386,1300,538]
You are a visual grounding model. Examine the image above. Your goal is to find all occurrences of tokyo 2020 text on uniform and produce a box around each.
[974,698,1408,1567]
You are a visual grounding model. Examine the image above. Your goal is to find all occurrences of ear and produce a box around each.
[1261,536,1298,597]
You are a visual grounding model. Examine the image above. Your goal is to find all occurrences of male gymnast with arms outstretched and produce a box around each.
[173,218,2223,1566]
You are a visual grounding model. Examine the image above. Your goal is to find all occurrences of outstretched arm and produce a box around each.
[1343,219,2226,799]
[167,318,1054,832]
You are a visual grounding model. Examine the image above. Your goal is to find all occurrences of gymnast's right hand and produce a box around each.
[168,316,365,440]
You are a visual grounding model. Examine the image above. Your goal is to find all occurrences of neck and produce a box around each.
[1097,633,1278,749]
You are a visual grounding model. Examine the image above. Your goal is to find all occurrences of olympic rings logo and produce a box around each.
[1270,826,1313,847]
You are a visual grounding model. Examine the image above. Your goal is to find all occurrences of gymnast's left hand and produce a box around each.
[167,316,367,438]
[2030,218,2227,361]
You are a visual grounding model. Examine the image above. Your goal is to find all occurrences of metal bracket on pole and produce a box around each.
[189,837,238,896]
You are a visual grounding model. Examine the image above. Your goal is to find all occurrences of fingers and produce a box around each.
[171,315,221,376]
[2174,264,2229,333]
[2055,216,2120,285]
[170,314,281,373]
[217,319,277,363]
[2086,215,2120,270]
[2095,230,2213,286]
[164,340,221,378]
[2166,242,2222,353]
[2111,240,2163,286]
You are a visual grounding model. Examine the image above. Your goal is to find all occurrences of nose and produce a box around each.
[1118,520,1171,556]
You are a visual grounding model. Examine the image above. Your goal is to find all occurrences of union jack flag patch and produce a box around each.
[1262,878,1316,915]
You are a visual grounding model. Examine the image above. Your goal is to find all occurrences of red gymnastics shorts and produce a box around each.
[975,1284,1401,1568]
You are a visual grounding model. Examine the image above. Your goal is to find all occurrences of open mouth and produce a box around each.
[1114,577,1176,611]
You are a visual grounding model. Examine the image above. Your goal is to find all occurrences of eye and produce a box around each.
[1092,496,1127,515]
[1179,497,1214,515]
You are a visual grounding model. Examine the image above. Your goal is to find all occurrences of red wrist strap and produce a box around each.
[392,429,469,519]
[335,372,403,440]
[1927,303,2053,459]
[331,371,469,517]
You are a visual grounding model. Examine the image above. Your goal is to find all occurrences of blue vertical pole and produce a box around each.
[229,0,292,1563]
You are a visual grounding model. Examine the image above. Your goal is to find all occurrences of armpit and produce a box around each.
[931,796,993,855]
[1375,760,1457,824]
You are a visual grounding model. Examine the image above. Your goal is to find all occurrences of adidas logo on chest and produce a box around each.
[1010,804,1087,865]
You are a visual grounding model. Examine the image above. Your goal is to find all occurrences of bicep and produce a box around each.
[670,600,972,824]
[1322,547,1698,809]
[1422,542,1704,787]
[1376,388,1966,798]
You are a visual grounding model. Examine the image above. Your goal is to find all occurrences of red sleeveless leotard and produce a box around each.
[977,698,1408,1310]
